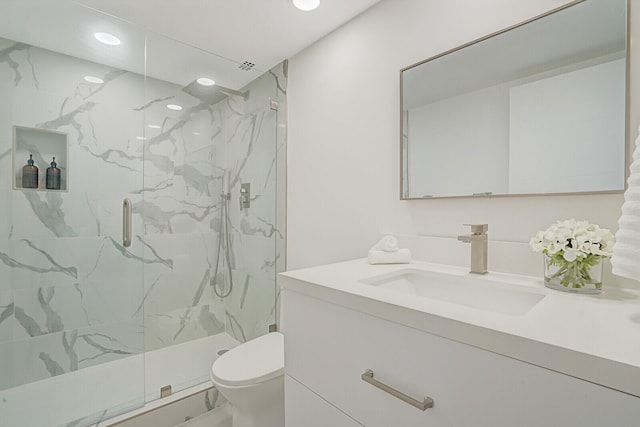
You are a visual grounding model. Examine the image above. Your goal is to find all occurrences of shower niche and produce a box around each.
[13,125,68,191]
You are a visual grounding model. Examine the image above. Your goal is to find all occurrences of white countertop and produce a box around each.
[279,259,640,397]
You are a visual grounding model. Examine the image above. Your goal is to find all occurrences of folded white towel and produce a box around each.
[612,125,640,282]
[368,248,412,265]
[370,235,399,252]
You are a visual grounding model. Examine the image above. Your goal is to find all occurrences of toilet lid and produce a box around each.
[211,332,284,387]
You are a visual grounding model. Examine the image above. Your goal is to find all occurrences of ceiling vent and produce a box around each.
[238,61,255,71]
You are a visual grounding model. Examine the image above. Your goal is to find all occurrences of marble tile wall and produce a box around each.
[0,35,285,399]
[0,37,147,394]
[220,64,286,343]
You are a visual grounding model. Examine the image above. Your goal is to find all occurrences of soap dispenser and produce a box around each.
[46,157,61,190]
[22,154,39,189]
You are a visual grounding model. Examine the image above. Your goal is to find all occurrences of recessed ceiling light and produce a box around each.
[167,104,183,111]
[135,136,146,140]
[94,32,121,46]
[148,124,161,129]
[84,75,104,84]
[292,0,320,11]
[193,132,201,136]
[196,77,215,86]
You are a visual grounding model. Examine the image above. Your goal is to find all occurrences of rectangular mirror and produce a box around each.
[401,0,628,199]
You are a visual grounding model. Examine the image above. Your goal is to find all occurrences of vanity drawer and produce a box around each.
[285,374,363,427]
[282,289,640,427]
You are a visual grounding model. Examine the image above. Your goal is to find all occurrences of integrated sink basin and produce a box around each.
[360,268,545,316]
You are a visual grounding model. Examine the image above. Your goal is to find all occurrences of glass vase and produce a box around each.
[543,253,603,294]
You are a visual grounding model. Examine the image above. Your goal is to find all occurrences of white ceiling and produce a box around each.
[75,0,382,71]
[0,0,381,89]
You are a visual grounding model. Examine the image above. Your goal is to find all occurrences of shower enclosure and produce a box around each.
[0,1,286,426]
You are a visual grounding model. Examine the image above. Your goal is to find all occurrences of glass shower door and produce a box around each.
[0,1,286,424]
[139,32,285,401]
[0,1,147,425]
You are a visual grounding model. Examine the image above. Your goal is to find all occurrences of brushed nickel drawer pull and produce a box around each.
[361,369,434,411]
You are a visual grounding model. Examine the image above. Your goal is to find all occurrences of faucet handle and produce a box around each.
[463,223,488,234]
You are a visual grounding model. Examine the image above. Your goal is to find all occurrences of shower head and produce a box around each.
[182,80,249,105]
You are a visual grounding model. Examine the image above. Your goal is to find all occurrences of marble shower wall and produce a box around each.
[140,61,285,351]
[220,63,286,344]
[0,35,147,393]
[0,34,284,393]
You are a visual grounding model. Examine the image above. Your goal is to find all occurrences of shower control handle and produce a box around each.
[240,183,251,210]
[123,198,132,247]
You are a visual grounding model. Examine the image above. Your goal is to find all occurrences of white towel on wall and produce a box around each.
[611,126,640,282]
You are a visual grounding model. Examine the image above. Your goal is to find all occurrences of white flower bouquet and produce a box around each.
[529,219,614,292]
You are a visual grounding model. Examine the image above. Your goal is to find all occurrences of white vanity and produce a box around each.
[279,260,640,426]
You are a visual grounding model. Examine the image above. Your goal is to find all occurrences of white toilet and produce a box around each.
[210,332,284,427]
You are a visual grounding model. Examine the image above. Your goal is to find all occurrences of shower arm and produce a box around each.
[218,87,250,100]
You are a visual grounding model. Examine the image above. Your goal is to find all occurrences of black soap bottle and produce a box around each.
[46,157,61,190]
[22,154,39,189]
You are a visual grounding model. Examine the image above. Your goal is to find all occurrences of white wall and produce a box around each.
[287,0,638,288]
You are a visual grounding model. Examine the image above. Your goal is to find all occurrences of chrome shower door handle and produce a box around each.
[361,369,434,411]
[123,198,132,247]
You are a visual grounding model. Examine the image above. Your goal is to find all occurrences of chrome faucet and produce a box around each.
[457,224,488,274]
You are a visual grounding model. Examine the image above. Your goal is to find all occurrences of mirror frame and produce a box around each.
[399,0,630,200]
